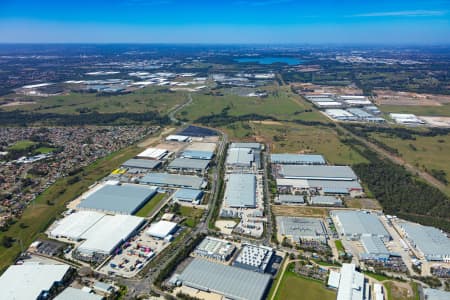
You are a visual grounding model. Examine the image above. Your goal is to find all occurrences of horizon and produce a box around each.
[0,0,449,44]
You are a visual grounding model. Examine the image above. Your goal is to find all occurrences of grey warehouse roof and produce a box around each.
[179,258,271,300]
[310,196,342,206]
[332,211,390,239]
[140,173,204,189]
[277,216,327,243]
[226,148,255,167]
[277,194,305,204]
[78,184,157,215]
[55,287,102,300]
[230,142,262,150]
[271,154,326,165]
[122,158,161,170]
[168,158,210,171]
[279,165,358,181]
[181,150,214,160]
[173,188,203,201]
[423,288,450,300]
[399,221,450,261]
[360,235,390,260]
[224,174,256,208]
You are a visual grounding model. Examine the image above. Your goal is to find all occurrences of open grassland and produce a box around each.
[135,193,166,218]
[383,281,419,300]
[179,206,204,228]
[179,85,326,123]
[0,145,141,273]
[273,263,336,300]
[369,132,450,195]
[1,87,187,115]
[7,140,37,151]
[380,103,450,117]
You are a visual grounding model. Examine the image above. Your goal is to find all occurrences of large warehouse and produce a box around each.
[173,188,203,204]
[223,173,256,208]
[233,244,274,273]
[77,184,157,215]
[181,150,214,160]
[49,211,105,240]
[277,216,328,244]
[271,154,326,165]
[77,215,144,257]
[0,262,71,300]
[140,173,204,189]
[178,258,272,300]
[332,211,390,241]
[136,147,168,160]
[167,157,210,173]
[278,165,358,181]
[398,221,450,262]
[335,263,366,300]
[146,220,178,239]
[226,147,255,168]
[121,158,162,170]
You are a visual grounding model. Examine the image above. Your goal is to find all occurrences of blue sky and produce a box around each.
[0,0,449,44]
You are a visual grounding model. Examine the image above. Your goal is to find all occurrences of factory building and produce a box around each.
[77,184,157,215]
[49,211,106,241]
[173,188,203,204]
[229,142,262,150]
[140,173,205,189]
[360,235,392,262]
[390,113,425,125]
[329,263,367,300]
[0,262,72,300]
[55,287,103,300]
[270,153,326,165]
[165,134,191,142]
[332,211,390,241]
[277,216,328,244]
[193,237,236,262]
[278,165,358,181]
[178,258,272,300]
[223,173,257,208]
[398,221,450,262]
[121,158,162,170]
[146,220,178,239]
[275,194,305,205]
[136,147,168,160]
[181,150,214,160]
[167,157,210,173]
[232,244,274,273]
[226,147,256,168]
[423,288,450,300]
[310,195,343,206]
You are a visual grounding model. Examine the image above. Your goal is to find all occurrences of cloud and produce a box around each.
[352,10,447,17]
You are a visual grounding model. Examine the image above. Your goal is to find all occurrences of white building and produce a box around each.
[146,220,177,239]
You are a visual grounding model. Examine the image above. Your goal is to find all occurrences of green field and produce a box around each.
[0,145,142,273]
[179,206,204,228]
[369,132,450,195]
[7,140,37,151]
[274,263,336,300]
[380,103,450,117]
[33,146,56,154]
[2,86,188,115]
[135,193,167,218]
[335,240,345,253]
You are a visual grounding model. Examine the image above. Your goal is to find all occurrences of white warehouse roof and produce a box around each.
[147,220,177,238]
[0,262,70,300]
[50,211,105,240]
[136,147,168,160]
[55,287,102,300]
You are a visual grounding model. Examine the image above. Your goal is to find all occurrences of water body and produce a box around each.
[234,57,302,65]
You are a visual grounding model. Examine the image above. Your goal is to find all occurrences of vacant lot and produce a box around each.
[380,103,450,117]
[272,205,330,218]
[135,193,167,218]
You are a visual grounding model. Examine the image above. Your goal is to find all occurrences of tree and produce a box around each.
[2,236,14,248]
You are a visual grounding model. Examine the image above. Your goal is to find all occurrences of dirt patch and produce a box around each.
[419,116,450,127]
[384,281,415,300]
[272,205,330,217]
[0,101,37,107]
[250,120,284,126]
[137,127,175,148]
[291,83,363,95]
[345,198,382,210]
[374,90,450,106]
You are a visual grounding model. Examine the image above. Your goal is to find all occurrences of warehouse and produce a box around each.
[121,158,161,170]
[360,235,391,261]
[165,134,191,142]
[335,263,366,300]
[146,220,178,239]
[233,244,274,273]
[55,287,102,300]
[0,262,72,300]
[140,173,204,189]
[230,142,262,150]
[178,258,272,300]
[423,288,450,300]
[310,195,343,206]
[76,215,144,257]
[167,157,210,173]
[278,165,358,181]
[78,184,157,215]
[276,194,305,205]
[316,101,343,108]
[180,150,214,160]
[324,109,356,121]
[193,237,236,262]
[136,147,168,160]
[308,179,363,195]
[332,211,390,241]
[173,188,203,204]
[398,221,450,262]
[390,113,425,125]
[277,216,328,244]
[224,174,256,208]
[49,211,105,241]
[226,147,255,168]
[271,153,326,165]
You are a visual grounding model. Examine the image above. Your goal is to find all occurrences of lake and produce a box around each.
[234,57,302,65]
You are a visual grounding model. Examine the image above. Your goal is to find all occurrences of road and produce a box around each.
[168,93,193,124]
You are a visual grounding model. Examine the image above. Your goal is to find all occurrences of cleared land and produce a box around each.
[345,198,382,210]
[380,103,450,117]
[135,193,167,218]
[272,205,330,218]
[383,281,419,300]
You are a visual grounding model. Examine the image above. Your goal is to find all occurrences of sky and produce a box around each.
[0,0,449,44]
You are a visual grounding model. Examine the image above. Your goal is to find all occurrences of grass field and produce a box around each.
[274,263,336,300]
[179,206,204,228]
[383,281,419,300]
[2,86,188,115]
[335,240,345,253]
[7,140,37,151]
[272,205,330,217]
[369,132,450,195]
[33,146,56,154]
[135,193,166,218]
[380,103,450,117]
[0,144,142,273]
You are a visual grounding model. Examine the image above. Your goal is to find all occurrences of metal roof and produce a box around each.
[147,220,177,238]
[140,173,204,189]
[78,184,157,215]
[168,158,210,171]
[55,287,102,300]
[0,262,71,300]
[360,235,390,260]
[399,221,450,261]
[181,150,214,160]
[278,194,305,204]
[226,148,255,166]
[173,188,203,201]
[179,258,272,300]
[308,179,362,192]
[50,211,105,240]
[279,165,358,181]
[230,142,262,150]
[224,174,256,208]
[332,211,390,239]
[136,147,168,159]
[310,196,342,206]
[122,158,161,169]
[271,154,326,165]
[277,216,327,243]
[337,263,365,300]
[424,288,450,300]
